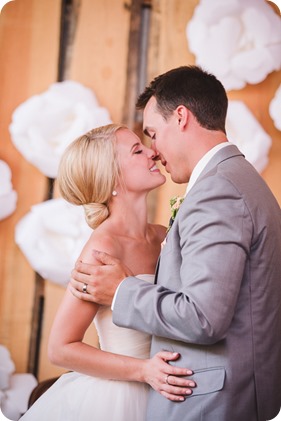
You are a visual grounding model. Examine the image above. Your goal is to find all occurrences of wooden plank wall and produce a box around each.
[38,0,131,381]
[0,0,280,383]
[0,0,61,376]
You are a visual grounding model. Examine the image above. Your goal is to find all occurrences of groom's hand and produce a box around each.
[69,250,133,306]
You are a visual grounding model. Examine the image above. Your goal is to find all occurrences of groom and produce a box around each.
[70,66,281,421]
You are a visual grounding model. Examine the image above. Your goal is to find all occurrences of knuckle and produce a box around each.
[95,266,101,277]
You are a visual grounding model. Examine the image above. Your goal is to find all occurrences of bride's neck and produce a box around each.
[108,195,149,239]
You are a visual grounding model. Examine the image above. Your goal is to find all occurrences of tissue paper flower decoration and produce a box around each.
[269,84,281,131]
[15,198,92,286]
[0,345,15,390]
[226,100,272,173]
[0,345,37,421]
[186,0,281,91]
[0,160,17,220]
[9,81,112,178]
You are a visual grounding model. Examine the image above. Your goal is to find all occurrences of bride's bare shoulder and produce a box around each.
[79,225,122,263]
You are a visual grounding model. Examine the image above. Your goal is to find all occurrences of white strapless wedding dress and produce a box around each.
[20,275,154,421]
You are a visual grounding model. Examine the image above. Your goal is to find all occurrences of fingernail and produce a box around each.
[172,352,179,356]
[189,382,195,387]
[186,390,192,395]
[186,370,193,375]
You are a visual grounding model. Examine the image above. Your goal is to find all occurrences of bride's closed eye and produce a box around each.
[134,150,143,154]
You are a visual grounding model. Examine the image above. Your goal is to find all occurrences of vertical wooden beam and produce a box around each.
[122,0,159,220]
[136,0,152,124]
[122,0,152,131]
[58,0,81,81]
[122,0,142,129]
[27,274,45,375]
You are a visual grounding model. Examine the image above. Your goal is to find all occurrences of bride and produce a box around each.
[20,124,195,420]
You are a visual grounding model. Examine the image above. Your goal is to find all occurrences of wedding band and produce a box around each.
[82,283,88,294]
[165,374,170,385]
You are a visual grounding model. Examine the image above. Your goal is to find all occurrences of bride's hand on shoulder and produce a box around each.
[142,351,196,401]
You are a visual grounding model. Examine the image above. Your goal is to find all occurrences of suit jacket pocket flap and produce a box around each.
[189,366,225,397]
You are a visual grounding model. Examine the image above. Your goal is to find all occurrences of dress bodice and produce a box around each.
[94,274,154,359]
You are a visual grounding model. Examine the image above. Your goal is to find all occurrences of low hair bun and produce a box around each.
[84,203,109,229]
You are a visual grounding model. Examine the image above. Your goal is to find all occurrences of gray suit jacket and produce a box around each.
[113,145,281,421]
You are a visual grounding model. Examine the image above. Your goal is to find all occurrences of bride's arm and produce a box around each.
[48,287,195,401]
[47,285,99,370]
[48,234,196,401]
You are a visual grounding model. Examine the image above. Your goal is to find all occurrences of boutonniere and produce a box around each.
[167,196,184,233]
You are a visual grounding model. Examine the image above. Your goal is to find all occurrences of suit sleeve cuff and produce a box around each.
[111,278,126,310]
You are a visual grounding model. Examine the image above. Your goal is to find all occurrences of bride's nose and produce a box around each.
[147,147,160,161]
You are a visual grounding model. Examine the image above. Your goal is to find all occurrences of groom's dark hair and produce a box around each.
[136,65,228,134]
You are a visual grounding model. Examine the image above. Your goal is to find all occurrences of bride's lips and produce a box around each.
[149,164,160,172]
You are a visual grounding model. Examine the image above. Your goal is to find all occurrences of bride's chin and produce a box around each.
[157,179,166,188]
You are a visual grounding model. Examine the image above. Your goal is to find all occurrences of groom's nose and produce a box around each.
[150,146,160,161]
[151,150,160,161]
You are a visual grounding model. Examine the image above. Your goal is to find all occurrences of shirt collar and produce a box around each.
[185,142,231,196]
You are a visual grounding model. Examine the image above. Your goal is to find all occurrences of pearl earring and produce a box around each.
[112,190,117,196]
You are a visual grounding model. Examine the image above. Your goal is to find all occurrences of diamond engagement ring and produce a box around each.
[82,283,88,294]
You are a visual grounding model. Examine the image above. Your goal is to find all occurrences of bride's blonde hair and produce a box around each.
[57,123,126,229]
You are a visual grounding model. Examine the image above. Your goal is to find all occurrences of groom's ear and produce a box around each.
[175,105,189,129]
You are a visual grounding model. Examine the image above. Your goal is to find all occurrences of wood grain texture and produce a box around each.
[69,0,130,123]
[0,0,60,373]
[38,0,131,381]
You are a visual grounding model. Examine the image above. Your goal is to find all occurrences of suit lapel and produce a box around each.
[154,255,161,284]
[196,144,244,185]
[154,146,244,286]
